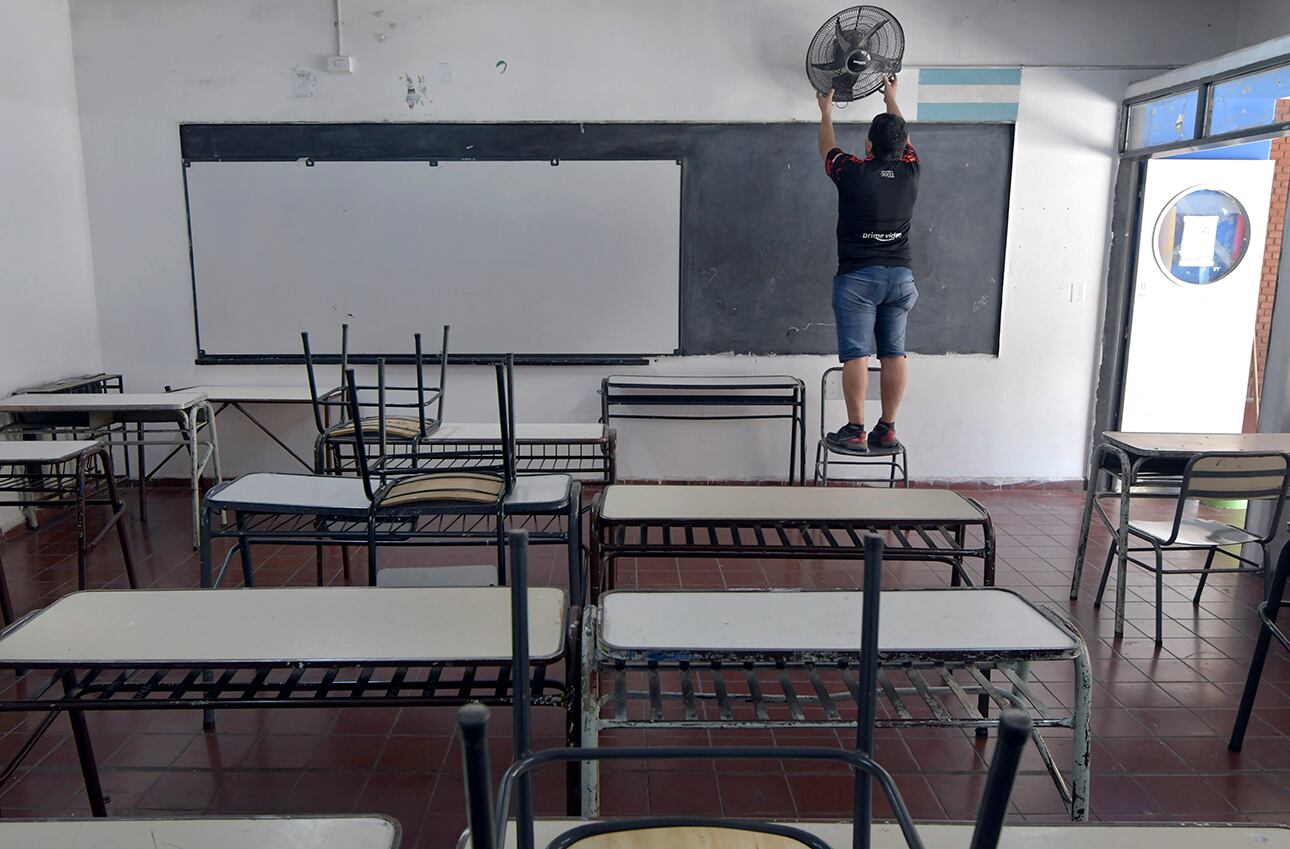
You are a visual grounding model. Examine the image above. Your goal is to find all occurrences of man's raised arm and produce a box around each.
[882,74,903,119]
[818,89,837,160]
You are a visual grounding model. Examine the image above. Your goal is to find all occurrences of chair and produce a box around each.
[350,357,517,587]
[1095,451,1290,644]
[813,366,907,487]
[1230,537,1290,752]
[304,323,450,475]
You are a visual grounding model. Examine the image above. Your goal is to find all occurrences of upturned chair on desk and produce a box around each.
[303,322,450,475]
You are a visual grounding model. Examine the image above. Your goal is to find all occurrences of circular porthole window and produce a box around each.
[1153,187,1251,286]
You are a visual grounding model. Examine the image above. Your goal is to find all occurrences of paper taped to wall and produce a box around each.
[1177,214,1219,268]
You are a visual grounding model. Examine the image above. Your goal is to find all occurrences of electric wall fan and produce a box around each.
[806,6,905,102]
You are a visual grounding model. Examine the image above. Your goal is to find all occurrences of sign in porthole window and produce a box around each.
[1153,187,1251,286]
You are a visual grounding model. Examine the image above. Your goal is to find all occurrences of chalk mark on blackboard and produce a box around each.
[786,322,834,335]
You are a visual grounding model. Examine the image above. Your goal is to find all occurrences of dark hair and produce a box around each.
[868,113,907,161]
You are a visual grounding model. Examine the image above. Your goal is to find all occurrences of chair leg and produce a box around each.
[75,460,89,592]
[367,518,379,587]
[102,451,137,590]
[1093,539,1116,608]
[495,508,507,585]
[1263,543,1274,597]
[0,549,14,625]
[1193,547,1218,606]
[1232,546,1290,750]
[235,514,255,588]
[313,516,327,586]
[1153,544,1165,646]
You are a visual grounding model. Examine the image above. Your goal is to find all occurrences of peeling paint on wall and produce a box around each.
[400,72,427,109]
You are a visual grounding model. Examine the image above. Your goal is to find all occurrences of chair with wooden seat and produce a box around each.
[1095,451,1290,644]
[303,323,450,475]
[350,356,518,587]
[458,534,1032,849]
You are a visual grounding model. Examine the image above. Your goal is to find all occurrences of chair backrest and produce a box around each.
[1170,451,1290,542]
[459,702,1035,849]
[819,366,881,437]
[460,534,933,849]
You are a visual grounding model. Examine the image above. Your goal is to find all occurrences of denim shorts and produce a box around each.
[831,266,919,361]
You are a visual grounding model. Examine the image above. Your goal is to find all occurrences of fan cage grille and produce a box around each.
[806,6,905,103]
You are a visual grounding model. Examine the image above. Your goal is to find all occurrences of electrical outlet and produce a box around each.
[327,55,355,74]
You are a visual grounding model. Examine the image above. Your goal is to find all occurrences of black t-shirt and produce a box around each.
[825,144,920,275]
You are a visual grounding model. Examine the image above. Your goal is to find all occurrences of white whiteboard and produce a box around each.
[185,159,682,356]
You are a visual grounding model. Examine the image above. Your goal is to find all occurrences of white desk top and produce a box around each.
[0,816,398,849]
[0,587,567,665]
[208,472,372,512]
[600,590,1076,655]
[492,822,1290,849]
[0,391,207,413]
[1104,431,1290,456]
[605,374,802,389]
[0,440,101,463]
[599,486,983,523]
[176,384,315,403]
[434,422,607,441]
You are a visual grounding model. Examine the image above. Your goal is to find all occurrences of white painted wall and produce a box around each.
[1238,0,1290,49]
[1,0,102,397]
[66,0,1236,482]
[1,0,103,528]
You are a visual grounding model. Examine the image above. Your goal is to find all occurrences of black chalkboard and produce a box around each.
[181,122,1012,357]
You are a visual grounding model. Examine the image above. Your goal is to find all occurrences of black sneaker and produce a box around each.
[826,422,868,454]
[868,420,901,451]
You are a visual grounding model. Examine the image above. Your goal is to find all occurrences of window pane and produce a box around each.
[1208,62,1290,134]
[1152,188,1251,286]
[1126,89,1199,149]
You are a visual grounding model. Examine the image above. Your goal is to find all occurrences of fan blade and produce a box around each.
[831,71,860,96]
[811,56,849,72]
[833,16,854,53]
[855,19,885,50]
[865,55,901,75]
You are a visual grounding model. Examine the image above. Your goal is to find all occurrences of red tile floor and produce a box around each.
[1,486,1289,847]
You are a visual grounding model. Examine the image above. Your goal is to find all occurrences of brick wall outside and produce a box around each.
[1249,98,1290,412]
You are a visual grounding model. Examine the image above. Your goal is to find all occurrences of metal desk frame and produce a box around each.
[600,375,807,484]
[0,573,578,818]
[412,424,617,485]
[0,442,136,623]
[578,587,1091,822]
[589,486,996,600]
[167,384,316,471]
[0,374,130,526]
[0,393,222,548]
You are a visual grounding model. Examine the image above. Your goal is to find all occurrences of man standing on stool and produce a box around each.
[817,75,919,454]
